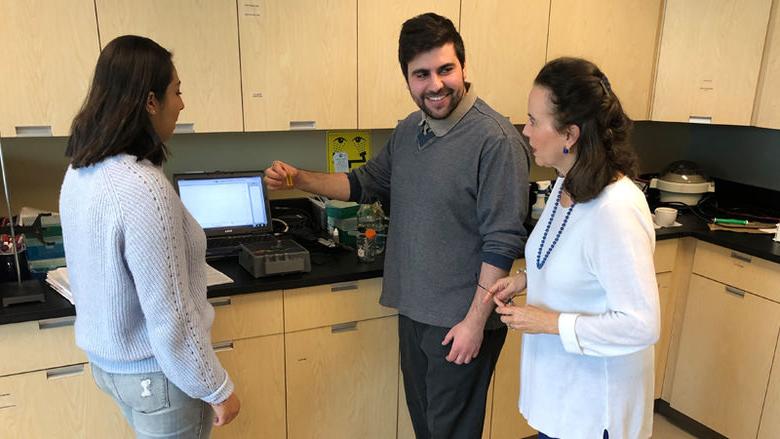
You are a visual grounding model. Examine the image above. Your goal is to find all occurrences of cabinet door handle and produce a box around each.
[331,282,359,293]
[208,297,232,307]
[15,125,52,137]
[688,116,712,124]
[289,120,316,130]
[174,123,195,133]
[0,392,15,411]
[38,316,76,330]
[730,252,752,263]
[331,321,358,333]
[725,286,746,297]
[212,341,234,352]
[46,364,85,380]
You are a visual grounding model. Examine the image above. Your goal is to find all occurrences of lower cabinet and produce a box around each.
[670,274,780,438]
[213,334,286,439]
[489,295,536,439]
[654,271,674,398]
[759,336,780,438]
[0,363,132,438]
[286,315,399,439]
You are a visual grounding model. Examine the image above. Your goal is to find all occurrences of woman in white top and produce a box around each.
[487,58,660,439]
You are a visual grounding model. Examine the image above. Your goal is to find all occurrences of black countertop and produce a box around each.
[2,212,779,326]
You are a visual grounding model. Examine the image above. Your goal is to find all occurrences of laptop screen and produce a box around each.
[173,171,273,237]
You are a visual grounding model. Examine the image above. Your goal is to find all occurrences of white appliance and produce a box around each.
[649,161,715,205]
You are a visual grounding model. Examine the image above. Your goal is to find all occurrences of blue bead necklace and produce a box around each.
[536,187,575,269]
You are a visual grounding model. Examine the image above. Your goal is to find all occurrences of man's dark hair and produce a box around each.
[67,35,174,168]
[398,13,465,79]
[535,57,637,203]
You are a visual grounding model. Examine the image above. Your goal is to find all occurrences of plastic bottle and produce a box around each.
[357,228,377,262]
[357,202,386,254]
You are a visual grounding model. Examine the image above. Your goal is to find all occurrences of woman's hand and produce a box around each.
[212,392,241,426]
[483,274,526,304]
[494,302,560,335]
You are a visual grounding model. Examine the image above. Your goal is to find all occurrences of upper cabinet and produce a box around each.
[460,0,550,124]
[357,1,460,129]
[0,0,99,137]
[547,0,663,120]
[651,0,772,125]
[95,0,243,134]
[753,1,780,129]
[241,0,357,132]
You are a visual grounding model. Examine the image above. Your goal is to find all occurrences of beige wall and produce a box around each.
[0,128,555,214]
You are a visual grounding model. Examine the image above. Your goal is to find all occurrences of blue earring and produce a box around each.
[563,146,569,154]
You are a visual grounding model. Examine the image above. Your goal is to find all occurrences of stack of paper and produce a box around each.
[45,264,234,305]
[46,267,73,304]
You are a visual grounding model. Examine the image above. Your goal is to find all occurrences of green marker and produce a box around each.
[713,218,749,225]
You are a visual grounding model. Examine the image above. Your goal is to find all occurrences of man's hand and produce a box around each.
[264,160,297,190]
[212,392,241,426]
[441,317,484,365]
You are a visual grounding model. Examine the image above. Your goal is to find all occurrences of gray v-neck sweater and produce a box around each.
[349,95,530,329]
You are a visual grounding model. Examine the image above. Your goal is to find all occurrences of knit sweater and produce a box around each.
[59,154,233,404]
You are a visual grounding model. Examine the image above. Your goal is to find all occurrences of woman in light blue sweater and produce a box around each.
[59,35,240,438]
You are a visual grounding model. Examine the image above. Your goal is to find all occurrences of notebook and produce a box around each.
[173,170,275,258]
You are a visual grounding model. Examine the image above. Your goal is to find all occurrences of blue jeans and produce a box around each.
[92,364,214,438]
[539,431,609,439]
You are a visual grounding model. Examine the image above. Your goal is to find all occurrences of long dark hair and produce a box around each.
[535,57,637,203]
[67,35,173,168]
[398,13,465,79]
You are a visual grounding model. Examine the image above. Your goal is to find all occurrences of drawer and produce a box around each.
[210,290,283,342]
[692,241,780,303]
[654,239,678,273]
[284,278,395,332]
[0,316,86,377]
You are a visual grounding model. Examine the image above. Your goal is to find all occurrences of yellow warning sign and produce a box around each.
[326,131,371,173]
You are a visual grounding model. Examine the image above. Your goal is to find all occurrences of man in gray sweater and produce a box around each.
[265,13,529,439]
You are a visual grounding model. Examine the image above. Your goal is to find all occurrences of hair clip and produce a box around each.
[599,78,611,95]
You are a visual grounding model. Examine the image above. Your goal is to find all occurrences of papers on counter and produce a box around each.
[46,264,234,305]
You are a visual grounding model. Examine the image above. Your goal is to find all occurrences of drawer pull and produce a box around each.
[289,120,316,130]
[725,286,746,297]
[208,297,232,307]
[331,282,359,293]
[38,316,76,330]
[331,321,358,333]
[15,125,52,137]
[46,364,85,380]
[730,252,752,263]
[174,123,195,133]
[688,116,712,124]
[212,341,234,352]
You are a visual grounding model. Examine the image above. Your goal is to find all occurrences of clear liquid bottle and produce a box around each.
[357,228,377,262]
[357,202,386,254]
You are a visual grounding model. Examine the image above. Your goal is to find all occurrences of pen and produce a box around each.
[713,218,748,225]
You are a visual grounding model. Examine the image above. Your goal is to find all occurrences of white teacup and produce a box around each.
[654,207,678,227]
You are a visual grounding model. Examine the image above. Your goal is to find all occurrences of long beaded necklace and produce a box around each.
[536,186,575,269]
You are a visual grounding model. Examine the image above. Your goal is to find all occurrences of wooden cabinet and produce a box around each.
[0,316,85,377]
[546,0,663,120]
[653,239,678,399]
[240,0,356,132]
[95,0,243,133]
[0,363,132,439]
[490,295,537,439]
[286,316,399,439]
[357,0,460,129]
[459,0,550,124]
[213,335,286,439]
[651,0,772,125]
[0,0,99,137]
[753,0,780,129]
[209,290,283,342]
[670,273,780,438]
[758,333,780,439]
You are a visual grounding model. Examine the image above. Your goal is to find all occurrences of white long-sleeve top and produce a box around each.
[519,176,660,439]
[59,154,233,404]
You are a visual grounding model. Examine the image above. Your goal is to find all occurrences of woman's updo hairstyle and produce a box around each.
[534,57,637,203]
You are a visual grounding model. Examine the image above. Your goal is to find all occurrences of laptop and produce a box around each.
[173,170,275,258]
